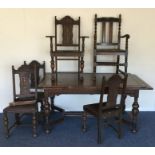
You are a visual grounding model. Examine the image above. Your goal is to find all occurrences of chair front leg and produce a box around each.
[82,111,87,132]
[118,114,122,139]
[80,57,84,80]
[40,101,44,112]
[32,113,37,138]
[97,118,103,144]
[15,113,21,125]
[3,112,9,138]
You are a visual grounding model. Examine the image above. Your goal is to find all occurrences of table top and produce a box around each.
[39,72,153,93]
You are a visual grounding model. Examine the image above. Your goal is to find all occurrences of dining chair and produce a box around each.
[82,73,127,143]
[46,15,88,80]
[93,14,130,75]
[3,63,38,138]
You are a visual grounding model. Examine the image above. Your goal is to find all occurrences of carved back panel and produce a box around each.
[55,16,80,47]
[28,60,45,88]
[29,60,40,87]
[99,74,127,109]
[12,64,37,100]
[94,14,121,49]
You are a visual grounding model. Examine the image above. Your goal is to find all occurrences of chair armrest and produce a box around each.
[46,35,55,38]
[121,34,130,39]
[80,36,89,39]
[120,34,130,51]
[46,36,55,52]
[80,36,89,52]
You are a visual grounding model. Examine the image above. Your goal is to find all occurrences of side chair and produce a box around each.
[3,63,38,138]
[82,73,127,144]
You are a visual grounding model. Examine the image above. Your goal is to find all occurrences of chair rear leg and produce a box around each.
[118,115,122,139]
[32,113,37,138]
[3,112,9,138]
[82,111,87,132]
[40,101,44,112]
[15,113,21,125]
[40,101,46,123]
[80,57,84,80]
[97,118,103,144]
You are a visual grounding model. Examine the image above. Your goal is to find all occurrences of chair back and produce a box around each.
[12,63,37,102]
[24,60,45,88]
[94,14,121,50]
[99,74,127,112]
[55,15,80,51]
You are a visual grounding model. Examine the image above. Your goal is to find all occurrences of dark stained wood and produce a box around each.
[38,72,153,133]
[39,72,152,92]
[93,14,130,74]
[3,64,38,138]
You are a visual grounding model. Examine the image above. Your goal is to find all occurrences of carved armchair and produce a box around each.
[93,14,130,75]
[46,15,88,80]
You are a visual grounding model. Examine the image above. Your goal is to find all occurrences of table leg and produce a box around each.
[131,91,139,133]
[50,96,64,113]
[44,95,51,134]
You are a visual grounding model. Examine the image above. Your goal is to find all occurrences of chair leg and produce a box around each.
[97,118,103,144]
[80,57,84,80]
[82,111,87,132]
[15,113,21,125]
[3,112,9,138]
[32,113,37,138]
[125,54,128,73]
[116,55,120,74]
[118,115,122,139]
[51,57,55,74]
[40,101,44,112]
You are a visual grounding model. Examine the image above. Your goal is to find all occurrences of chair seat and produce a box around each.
[84,103,100,116]
[95,49,127,55]
[84,103,122,118]
[3,103,37,113]
[51,51,84,57]
[37,92,44,100]
[10,99,36,106]
[95,62,127,66]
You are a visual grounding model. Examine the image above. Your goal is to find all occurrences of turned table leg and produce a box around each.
[50,96,55,111]
[3,112,9,138]
[131,91,139,133]
[44,91,51,134]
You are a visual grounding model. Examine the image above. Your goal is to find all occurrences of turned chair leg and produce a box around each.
[82,111,87,132]
[32,113,37,138]
[40,102,44,112]
[15,113,21,125]
[3,112,9,138]
[118,115,122,139]
[97,118,103,144]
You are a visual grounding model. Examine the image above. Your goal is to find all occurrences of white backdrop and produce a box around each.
[0,8,154,112]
